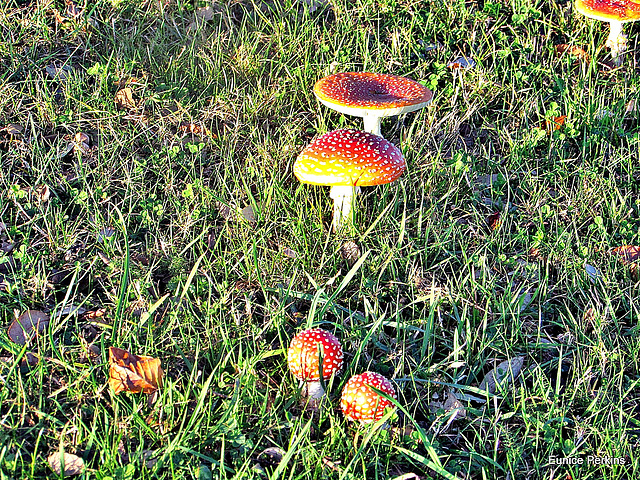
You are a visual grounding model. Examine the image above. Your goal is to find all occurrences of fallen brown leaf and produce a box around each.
[178,123,211,136]
[340,241,361,265]
[487,211,501,231]
[448,56,475,70]
[114,87,136,110]
[542,115,566,132]
[36,184,50,203]
[83,308,107,320]
[8,310,50,346]
[65,0,83,17]
[108,347,163,395]
[443,391,466,419]
[610,245,640,276]
[47,452,85,476]
[555,44,589,62]
[4,124,23,136]
[196,6,216,21]
[610,245,640,264]
[479,356,524,395]
[280,246,297,259]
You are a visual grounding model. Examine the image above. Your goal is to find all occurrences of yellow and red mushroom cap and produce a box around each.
[288,328,344,381]
[293,129,406,187]
[340,372,397,423]
[575,0,640,22]
[314,72,433,115]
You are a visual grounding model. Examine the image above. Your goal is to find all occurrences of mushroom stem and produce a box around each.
[606,20,626,64]
[301,381,325,410]
[329,185,361,233]
[304,381,325,400]
[363,114,382,137]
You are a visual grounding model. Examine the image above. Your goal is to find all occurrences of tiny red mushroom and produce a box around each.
[294,129,406,232]
[340,372,397,424]
[288,328,344,406]
[314,72,433,137]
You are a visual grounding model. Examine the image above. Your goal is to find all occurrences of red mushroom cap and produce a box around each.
[288,328,344,382]
[293,129,406,187]
[314,72,433,115]
[340,372,397,423]
[575,0,640,23]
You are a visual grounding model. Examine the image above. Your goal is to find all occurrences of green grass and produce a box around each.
[1,0,640,478]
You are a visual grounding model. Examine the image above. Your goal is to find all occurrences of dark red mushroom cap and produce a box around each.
[293,129,406,187]
[288,328,344,382]
[340,372,397,423]
[575,0,640,23]
[314,72,433,116]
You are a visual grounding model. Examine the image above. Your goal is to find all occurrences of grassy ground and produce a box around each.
[1,0,640,478]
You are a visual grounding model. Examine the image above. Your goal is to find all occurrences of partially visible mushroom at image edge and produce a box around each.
[314,72,433,137]
[575,0,640,63]
[294,129,406,233]
[341,371,397,424]
[287,328,344,408]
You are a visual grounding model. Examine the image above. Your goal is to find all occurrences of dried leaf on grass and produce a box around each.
[583,307,597,330]
[443,391,467,419]
[4,124,23,136]
[280,246,297,259]
[555,44,589,62]
[448,56,475,70]
[479,356,524,395]
[36,184,50,203]
[341,241,361,265]
[216,203,257,224]
[115,87,136,110]
[48,451,85,476]
[610,245,640,276]
[108,347,163,395]
[541,115,566,132]
[610,245,640,263]
[8,310,50,346]
[196,6,216,21]
[65,0,84,17]
[83,308,107,320]
[486,212,501,231]
[178,123,212,137]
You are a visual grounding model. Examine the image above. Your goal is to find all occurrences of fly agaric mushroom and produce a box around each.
[294,129,406,232]
[575,0,640,63]
[314,72,433,137]
[341,372,397,424]
[288,328,344,406]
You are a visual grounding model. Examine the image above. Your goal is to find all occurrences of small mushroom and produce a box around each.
[314,72,433,137]
[294,129,406,232]
[575,0,640,64]
[287,328,344,407]
[340,371,397,424]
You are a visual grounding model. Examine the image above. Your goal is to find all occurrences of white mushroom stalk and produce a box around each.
[363,114,382,137]
[330,185,361,233]
[606,20,626,62]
